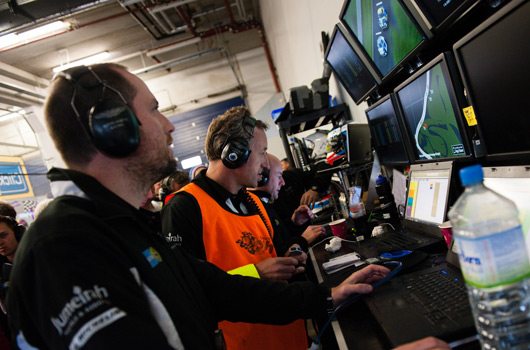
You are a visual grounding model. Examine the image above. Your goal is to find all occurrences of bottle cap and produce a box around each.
[375,174,387,185]
[459,164,483,186]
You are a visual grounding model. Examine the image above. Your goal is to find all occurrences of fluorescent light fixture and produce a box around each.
[0,109,25,122]
[53,52,111,73]
[0,21,69,50]
[147,37,201,57]
[180,155,203,169]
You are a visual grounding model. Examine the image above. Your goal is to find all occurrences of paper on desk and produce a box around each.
[322,252,365,274]
[392,168,407,212]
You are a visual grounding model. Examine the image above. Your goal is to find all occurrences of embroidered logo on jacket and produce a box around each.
[51,285,110,336]
[142,247,162,268]
[236,231,274,255]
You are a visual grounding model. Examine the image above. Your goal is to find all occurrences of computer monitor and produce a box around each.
[339,0,428,80]
[365,94,412,165]
[483,166,530,238]
[394,52,472,163]
[453,0,530,161]
[405,162,453,226]
[325,25,380,105]
[402,0,479,35]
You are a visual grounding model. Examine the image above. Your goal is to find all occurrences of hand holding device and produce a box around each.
[254,257,304,282]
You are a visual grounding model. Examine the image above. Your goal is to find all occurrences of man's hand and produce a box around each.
[393,337,451,350]
[284,244,308,266]
[331,264,390,305]
[301,225,326,244]
[300,189,319,207]
[255,257,304,282]
[291,205,314,225]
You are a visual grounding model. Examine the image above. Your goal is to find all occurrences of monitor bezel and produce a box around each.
[453,0,530,162]
[402,0,480,36]
[394,52,473,164]
[324,24,381,105]
[339,0,429,82]
[365,93,414,166]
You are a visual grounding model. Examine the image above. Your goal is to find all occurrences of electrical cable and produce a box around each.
[309,261,403,349]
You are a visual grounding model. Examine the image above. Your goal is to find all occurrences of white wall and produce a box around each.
[260,0,369,123]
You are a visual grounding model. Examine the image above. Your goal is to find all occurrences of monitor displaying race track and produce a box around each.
[340,0,427,80]
[394,53,472,162]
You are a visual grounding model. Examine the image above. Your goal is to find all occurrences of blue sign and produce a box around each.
[0,162,30,196]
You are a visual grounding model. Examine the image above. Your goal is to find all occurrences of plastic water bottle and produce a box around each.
[448,164,530,349]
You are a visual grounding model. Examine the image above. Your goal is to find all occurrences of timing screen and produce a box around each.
[397,62,466,161]
[342,0,424,76]
[406,169,450,224]
[326,28,377,102]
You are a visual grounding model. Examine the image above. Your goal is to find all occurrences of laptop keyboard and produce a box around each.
[375,232,422,251]
[402,270,471,325]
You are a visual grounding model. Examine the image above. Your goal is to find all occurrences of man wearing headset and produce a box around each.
[249,153,327,252]
[161,106,313,350]
[6,63,449,350]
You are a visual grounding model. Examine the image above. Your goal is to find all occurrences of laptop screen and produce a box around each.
[405,162,452,225]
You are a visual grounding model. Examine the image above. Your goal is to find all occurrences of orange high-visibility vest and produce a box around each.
[182,183,308,350]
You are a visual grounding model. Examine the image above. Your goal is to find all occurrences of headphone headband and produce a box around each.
[56,65,141,158]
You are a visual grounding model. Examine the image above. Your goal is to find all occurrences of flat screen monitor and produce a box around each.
[483,166,530,237]
[325,25,380,105]
[403,0,479,34]
[340,0,427,80]
[365,94,412,165]
[453,0,530,161]
[394,53,472,163]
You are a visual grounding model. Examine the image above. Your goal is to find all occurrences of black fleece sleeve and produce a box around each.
[183,251,330,324]
[160,192,207,260]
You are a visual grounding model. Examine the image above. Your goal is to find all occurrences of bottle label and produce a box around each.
[454,225,530,288]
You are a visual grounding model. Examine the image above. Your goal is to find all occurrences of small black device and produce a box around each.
[57,65,141,158]
[288,246,303,257]
[221,115,256,169]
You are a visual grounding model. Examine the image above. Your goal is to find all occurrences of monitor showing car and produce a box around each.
[340,0,427,80]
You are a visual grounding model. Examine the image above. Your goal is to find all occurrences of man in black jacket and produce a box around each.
[6,63,449,350]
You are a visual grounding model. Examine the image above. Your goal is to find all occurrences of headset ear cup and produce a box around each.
[221,139,250,169]
[257,168,269,187]
[89,99,140,157]
[14,224,24,242]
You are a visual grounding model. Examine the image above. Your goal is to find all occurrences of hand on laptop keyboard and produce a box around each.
[330,264,390,306]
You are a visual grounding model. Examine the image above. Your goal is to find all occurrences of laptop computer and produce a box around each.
[363,238,476,347]
[354,161,452,258]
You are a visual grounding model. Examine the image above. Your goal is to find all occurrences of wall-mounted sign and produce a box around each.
[0,156,35,200]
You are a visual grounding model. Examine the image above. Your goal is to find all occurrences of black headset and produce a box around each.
[56,66,141,158]
[221,115,256,169]
[256,168,269,187]
[0,216,24,242]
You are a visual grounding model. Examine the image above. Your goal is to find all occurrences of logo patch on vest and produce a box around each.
[142,247,162,268]
[236,231,274,255]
